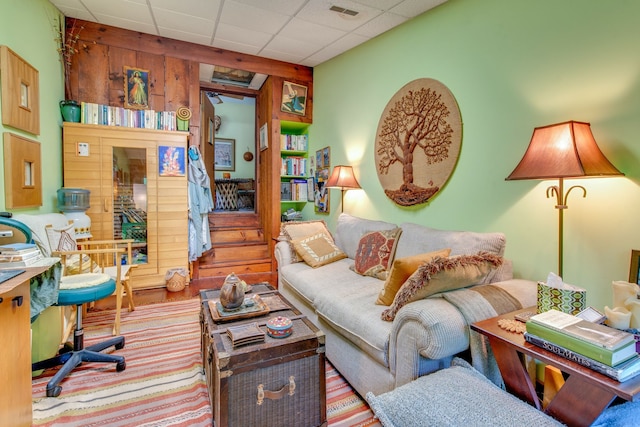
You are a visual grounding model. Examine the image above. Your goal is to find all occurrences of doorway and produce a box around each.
[200,90,257,213]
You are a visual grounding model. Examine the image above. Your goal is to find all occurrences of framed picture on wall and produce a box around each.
[215,138,235,171]
[281,81,308,116]
[124,66,150,109]
[158,146,185,176]
[1,46,40,135]
[259,123,268,151]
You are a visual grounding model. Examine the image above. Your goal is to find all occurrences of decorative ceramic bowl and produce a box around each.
[266,316,292,339]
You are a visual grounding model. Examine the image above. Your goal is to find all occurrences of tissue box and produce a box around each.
[537,281,586,315]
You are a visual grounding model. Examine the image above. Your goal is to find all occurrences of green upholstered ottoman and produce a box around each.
[365,358,563,427]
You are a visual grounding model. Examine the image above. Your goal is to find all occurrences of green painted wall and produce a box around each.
[308,0,640,310]
[213,99,256,180]
[0,0,64,212]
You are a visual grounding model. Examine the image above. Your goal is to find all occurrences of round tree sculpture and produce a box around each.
[375,78,462,206]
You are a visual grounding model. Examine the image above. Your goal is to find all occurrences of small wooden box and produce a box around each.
[200,285,326,427]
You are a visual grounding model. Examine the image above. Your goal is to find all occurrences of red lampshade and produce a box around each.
[506,121,623,181]
[325,165,361,189]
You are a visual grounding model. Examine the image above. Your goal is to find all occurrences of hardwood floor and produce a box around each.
[91,279,218,311]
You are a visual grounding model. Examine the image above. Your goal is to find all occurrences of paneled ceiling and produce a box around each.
[49,0,447,68]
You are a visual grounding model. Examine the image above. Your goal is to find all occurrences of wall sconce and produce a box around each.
[325,165,361,213]
[506,120,623,277]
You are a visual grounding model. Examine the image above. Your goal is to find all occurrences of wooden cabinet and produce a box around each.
[0,268,48,426]
[63,123,189,289]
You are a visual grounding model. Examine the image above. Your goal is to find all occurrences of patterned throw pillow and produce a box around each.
[292,232,347,268]
[375,248,451,306]
[381,252,503,321]
[280,220,333,263]
[353,228,402,280]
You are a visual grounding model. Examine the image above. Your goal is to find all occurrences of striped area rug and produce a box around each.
[32,298,380,426]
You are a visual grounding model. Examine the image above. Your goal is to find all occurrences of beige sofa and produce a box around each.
[275,213,537,397]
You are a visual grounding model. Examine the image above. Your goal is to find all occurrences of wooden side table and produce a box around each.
[472,308,640,427]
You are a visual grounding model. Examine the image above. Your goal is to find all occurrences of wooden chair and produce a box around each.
[46,224,137,336]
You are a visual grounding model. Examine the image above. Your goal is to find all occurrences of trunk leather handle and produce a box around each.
[257,376,295,405]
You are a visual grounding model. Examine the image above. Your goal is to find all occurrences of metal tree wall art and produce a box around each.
[375,78,462,206]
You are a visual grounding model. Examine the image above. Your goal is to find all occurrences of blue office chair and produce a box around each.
[31,267,126,397]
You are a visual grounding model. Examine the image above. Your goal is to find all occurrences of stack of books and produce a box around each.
[525,309,640,382]
[0,243,44,267]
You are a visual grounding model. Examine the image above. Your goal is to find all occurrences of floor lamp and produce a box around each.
[506,120,623,278]
[325,165,361,213]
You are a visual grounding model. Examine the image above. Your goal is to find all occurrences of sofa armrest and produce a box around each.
[389,297,469,381]
[275,240,294,268]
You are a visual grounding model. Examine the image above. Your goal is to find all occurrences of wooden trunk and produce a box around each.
[200,284,326,427]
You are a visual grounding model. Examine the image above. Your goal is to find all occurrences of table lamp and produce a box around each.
[506,120,623,277]
[325,165,361,213]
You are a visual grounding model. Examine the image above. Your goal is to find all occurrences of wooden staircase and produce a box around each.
[192,212,273,288]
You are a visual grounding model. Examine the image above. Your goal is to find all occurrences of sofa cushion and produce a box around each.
[334,213,397,259]
[280,220,332,263]
[376,248,451,306]
[395,222,506,259]
[353,228,402,280]
[292,232,347,268]
[381,252,503,321]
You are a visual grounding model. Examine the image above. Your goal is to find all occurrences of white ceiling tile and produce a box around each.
[49,5,96,22]
[78,0,154,24]
[228,0,308,15]
[153,9,215,37]
[219,1,290,35]
[279,18,346,46]
[149,0,221,19]
[158,27,213,46]
[354,12,408,38]
[352,0,404,10]
[258,48,306,64]
[212,39,262,56]
[262,34,322,58]
[215,23,273,49]
[91,14,158,35]
[304,32,370,65]
[296,0,383,31]
[389,0,448,18]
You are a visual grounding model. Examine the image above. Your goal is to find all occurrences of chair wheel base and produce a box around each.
[46,385,62,398]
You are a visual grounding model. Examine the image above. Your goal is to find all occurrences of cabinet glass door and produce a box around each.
[113,147,147,264]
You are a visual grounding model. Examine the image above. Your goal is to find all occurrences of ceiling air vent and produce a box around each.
[329,5,359,16]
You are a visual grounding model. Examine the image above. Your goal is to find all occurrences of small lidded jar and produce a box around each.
[266,316,293,338]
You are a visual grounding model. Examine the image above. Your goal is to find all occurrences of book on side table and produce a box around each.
[524,332,640,382]
[526,309,637,366]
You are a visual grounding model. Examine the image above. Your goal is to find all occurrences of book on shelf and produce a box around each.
[524,333,640,382]
[0,252,44,268]
[529,309,635,351]
[0,242,38,255]
[526,318,637,366]
[0,249,43,262]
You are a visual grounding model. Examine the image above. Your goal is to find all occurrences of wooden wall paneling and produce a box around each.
[164,56,190,112]
[108,46,137,107]
[76,43,109,105]
[188,60,201,140]
[74,20,313,83]
[137,51,166,110]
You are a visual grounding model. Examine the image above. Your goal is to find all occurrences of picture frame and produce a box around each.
[208,118,214,144]
[0,46,40,135]
[158,145,185,177]
[281,81,308,116]
[629,250,640,285]
[215,138,235,171]
[3,132,42,208]
[259,123,268,151]
[124,66,150,109]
